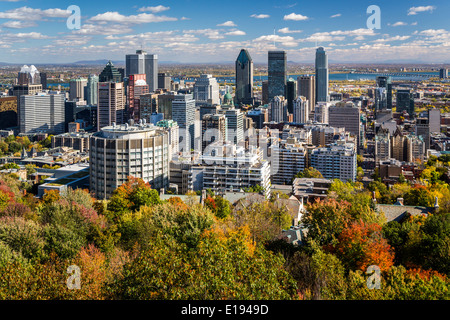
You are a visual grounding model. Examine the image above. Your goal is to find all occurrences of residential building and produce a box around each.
[293,96,309,123]
[219,103,244,145]
[172,93,196,152]
[328,101,361,146]
[52,132,92,153]
[89,123,170,199]
[200,142,271,198]
[429,108,441,134]
[156,119,179,159]
[269,95,288,123]
[97,82,125,131]
[193,74,220,106]
[416,117,430,150]
[270,137,306,185]
[314,102,329,123]
[202,114,227,152]
[310,141,357,182]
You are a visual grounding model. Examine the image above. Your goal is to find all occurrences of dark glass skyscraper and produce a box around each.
[285,78,297,114]
[375,76,392,110]
[396,89,415,116]
[315,47,329,103]
[235,49,254,106]
[268,51,287,102]
[99,61,122,83]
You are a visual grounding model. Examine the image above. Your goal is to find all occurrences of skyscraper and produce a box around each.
[158,73,171,90]
[375,76,392,110]
[315,47,329,103]
[128,74,149,122]
[99,61,122,83]
[293,96,309,123]
[297,75,316,113]
[219,104,244,145]
[396,89,415,116]
[69,78,87,102]
[97,82,125,131]
[439,68,448,79]
[126,50,158,92]
[193,74,220,106]
[268,51,287,102]
[172,93,196,152]
[87,75,99,106]
[235,49,254,106]
[285,78,297,114]
[202,114,227,151]
[17,65,41,85]
[269,96,288,123]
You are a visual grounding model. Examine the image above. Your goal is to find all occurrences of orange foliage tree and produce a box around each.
[332,220,395,272]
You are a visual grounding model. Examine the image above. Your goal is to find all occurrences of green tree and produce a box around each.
[296,167,324,179]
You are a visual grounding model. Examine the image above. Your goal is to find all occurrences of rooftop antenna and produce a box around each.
[273,28,276,48]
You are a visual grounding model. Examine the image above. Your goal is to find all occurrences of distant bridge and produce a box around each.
[352,72,437,79]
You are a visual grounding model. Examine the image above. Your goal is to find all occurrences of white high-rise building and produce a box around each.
[126,50,158,92]
[200,142,271,198]
[19,93,65,134]
[219,105,243,145]
[270,137,306,185]
[310,140,357,182]
[90,123,170,199]
[193,74,220,106]
[293,96,309,123]
[269,96,287,123]
[87,75,99,106]
[314,102,329,123]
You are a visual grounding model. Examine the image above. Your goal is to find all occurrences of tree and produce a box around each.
[204,195,231,219]
[296,167,324,179]
[108,226,298,300]
[301,198,352,246]
[332,220,394,272]
[107,177,161,221]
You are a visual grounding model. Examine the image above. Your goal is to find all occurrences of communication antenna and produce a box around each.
[273,28,276,48]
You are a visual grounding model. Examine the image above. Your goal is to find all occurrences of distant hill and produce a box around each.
[72,60,124,66]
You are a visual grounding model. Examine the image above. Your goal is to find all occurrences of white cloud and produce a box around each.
[330,13,341,18]
[278,27,302,34]
[284,13,309,21]
[138,5,170,13]
[73,23,133,35]
[1,20,37,28]
[89,11,177,24]
[408,6,436,15]
[254,34,298,47]
[374,36,411,43]
[183,28,224,40]
[217,21,236,27]
[250,14,270,19]
[0,6,70,20]
[225,30,246,36]
[390,21,408,27]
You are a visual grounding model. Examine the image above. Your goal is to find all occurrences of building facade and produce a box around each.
[126,50,158,92]
[89,123,170,199]
[268,51,287,102]
[235,49,254,106]
[315,47,329,103]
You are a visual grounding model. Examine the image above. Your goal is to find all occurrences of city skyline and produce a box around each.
[0,0,448,64]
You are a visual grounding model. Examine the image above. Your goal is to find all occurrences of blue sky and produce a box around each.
[0,0,448,64]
